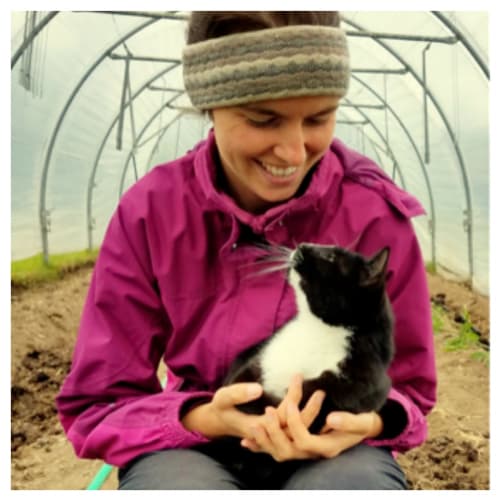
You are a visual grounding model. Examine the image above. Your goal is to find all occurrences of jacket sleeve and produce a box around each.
[56,202,212,468]
[357,213,437,452]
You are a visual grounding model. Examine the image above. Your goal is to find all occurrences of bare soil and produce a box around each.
[11,265,490,490]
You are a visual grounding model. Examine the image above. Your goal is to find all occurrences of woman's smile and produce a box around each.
[256,160,301,183]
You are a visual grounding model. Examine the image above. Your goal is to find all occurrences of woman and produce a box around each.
[56,11,436,489]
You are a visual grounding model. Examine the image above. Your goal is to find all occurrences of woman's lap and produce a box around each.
[118,443,407,490]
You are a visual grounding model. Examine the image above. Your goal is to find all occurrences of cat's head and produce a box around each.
[289,243,390,326]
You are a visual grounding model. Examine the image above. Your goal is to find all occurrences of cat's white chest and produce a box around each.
[259,270,353,399]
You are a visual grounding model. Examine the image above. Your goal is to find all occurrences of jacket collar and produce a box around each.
[193,131,425,254]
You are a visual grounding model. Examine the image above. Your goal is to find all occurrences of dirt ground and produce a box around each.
[10,265,490,490]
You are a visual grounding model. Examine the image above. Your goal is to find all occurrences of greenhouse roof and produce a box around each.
[11,9,490,293]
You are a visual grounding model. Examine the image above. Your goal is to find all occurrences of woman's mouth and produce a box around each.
[258,161,299,178]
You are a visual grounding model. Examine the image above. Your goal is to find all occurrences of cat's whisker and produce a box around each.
[245,262,291,279]
[238,256,290,272]
[254,242,292,255]
[235,243,293,276]
[255,255,290,264]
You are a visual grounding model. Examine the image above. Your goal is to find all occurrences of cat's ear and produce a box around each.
[360,247,390,287]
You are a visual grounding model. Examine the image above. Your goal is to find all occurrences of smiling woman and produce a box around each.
[56,10,436,491]
[212,95,340,213]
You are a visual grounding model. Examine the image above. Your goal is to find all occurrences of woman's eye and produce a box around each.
[306,116,330,126]
[246,117,277,128]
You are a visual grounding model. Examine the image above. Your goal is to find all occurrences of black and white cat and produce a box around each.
[196,242,394,487]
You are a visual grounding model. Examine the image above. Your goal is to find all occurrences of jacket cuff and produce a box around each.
[163,390,214,448]
[364,387,428,452]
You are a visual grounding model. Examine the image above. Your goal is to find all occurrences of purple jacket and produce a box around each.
[56,133,436,467]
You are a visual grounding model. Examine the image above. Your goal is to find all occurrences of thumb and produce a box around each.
[213,383,263,409]
[325,411,381,436]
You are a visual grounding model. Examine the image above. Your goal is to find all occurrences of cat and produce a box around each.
[195,242,394,488]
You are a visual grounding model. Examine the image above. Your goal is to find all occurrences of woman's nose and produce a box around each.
[273,125,307,166]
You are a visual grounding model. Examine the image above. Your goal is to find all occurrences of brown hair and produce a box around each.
[186,11,340,44]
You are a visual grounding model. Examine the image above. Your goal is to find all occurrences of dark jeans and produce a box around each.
[118,443,407,490]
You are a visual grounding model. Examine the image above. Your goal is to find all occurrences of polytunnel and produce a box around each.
[11,11,489,294]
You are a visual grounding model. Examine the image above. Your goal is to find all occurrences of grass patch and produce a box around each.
[431,303,446,335]
[11,249,99,288]
[445,309,479,351]
[425,261,437,274]
[471,350,490,365]
[444,308,489,364]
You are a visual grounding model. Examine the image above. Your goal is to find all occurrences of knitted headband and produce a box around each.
[182,25,350,110]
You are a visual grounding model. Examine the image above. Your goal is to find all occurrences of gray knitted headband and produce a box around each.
[182,25,350,110]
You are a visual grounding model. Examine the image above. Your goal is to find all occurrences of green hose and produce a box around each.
[86,463,114,490]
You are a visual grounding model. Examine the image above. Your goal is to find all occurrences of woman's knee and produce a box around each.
[118,448,242,490]
[284,445,407,490]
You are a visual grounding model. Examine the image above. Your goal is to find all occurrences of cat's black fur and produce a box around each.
[195,243,394,488]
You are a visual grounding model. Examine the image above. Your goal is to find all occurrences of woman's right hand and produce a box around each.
[181,382,266,440]
[181,375,325,443]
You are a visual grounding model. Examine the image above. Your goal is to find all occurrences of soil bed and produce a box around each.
[11,265,490,489]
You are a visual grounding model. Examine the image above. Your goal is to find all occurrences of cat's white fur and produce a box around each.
[260,266,353,399]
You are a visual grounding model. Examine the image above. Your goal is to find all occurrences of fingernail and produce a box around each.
[315,391,326,403]
[247,384,262,398]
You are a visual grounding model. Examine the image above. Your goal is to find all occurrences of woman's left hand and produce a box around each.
[240,382,383,461]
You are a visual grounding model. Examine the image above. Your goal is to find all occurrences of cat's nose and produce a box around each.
[290,247,304,267]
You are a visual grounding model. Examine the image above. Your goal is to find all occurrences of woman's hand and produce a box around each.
[181,376,326,442]
[241,375,383,461]
[181,382,267,440]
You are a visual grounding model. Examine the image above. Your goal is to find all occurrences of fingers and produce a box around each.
[285,401,316,451]
[252,408,292,462]
[286,373,304,405]
[276,375,325,435]
[325,411,381,437]
[248,407,314,462]
[277,373,303,424]
[242,401,376,462]
[286,402,345,459]
[240,437,259,451]
[300,390,325,429]
[213,382,263,409]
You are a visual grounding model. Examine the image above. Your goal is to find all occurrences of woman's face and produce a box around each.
[212,95,340,214]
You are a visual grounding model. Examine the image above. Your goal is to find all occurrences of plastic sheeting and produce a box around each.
[11,11,489,293]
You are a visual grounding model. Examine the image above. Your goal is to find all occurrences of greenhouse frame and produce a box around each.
[11,11,489,293]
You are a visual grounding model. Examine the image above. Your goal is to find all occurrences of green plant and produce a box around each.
[425,261,437,274]
[11,249,99,287]
[444,308,481,351]
[431,303,446,335]
[471,350,490,365]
